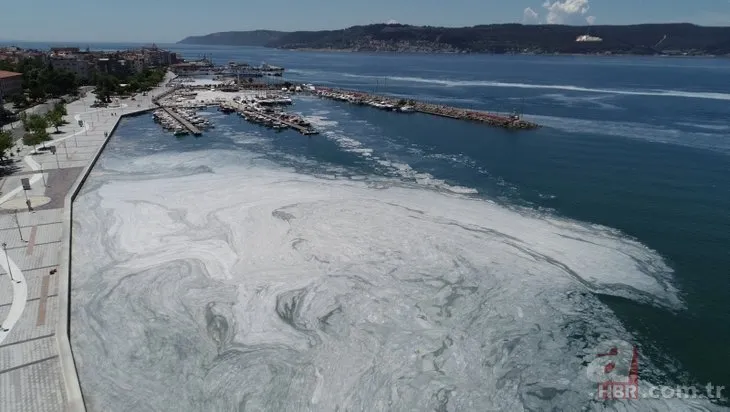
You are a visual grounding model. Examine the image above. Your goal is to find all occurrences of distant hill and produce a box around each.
[178,23,730,55]
[179,30,285,47]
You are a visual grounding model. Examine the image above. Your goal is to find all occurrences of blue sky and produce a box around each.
[1,0,729,43]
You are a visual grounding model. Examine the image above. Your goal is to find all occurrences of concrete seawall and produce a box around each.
[0,72,173,412]
[56,107,153,411]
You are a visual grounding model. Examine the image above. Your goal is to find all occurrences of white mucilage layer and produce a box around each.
[72,149,693,411]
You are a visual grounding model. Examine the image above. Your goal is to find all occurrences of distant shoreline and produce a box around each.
[282,47,724,58]
[178,23,730,57]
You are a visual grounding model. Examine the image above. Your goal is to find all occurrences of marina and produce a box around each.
[156,80,318,136]
[223,97,318,135]
[153,107,210,136]
[158,57,541,134]
[153,78,538,138]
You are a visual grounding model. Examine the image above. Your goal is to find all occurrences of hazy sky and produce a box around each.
[1,0,729,43]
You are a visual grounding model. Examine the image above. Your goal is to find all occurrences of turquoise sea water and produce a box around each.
[13,40,725,409]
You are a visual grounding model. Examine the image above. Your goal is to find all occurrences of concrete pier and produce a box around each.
[314,87,540,130]
[230,101,318,135]
[161,107,202,135]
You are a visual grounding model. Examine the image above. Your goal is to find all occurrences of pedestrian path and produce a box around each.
[0,76,172,412]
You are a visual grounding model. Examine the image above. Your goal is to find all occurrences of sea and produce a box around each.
[8,41,729,410]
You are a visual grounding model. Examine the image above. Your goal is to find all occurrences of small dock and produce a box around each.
[162,107,202,135]
[229,101,318,135]
[257,111,317,135]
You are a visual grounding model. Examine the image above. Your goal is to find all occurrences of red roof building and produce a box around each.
[0,70,23,99]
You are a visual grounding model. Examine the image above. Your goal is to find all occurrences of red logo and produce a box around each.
[586,340,639,399]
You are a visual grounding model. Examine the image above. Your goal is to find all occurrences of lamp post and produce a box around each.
[13,209,25,242]
[0,232,8,337]
[2,242,20,284]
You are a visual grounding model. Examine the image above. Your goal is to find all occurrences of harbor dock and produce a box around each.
[224,100,318,135]
[153,75,539,137]
[161,107,202,135]
[314,87,540,130]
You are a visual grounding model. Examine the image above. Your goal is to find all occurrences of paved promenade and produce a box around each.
[0,77,172,411]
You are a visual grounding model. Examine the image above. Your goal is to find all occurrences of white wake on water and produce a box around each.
[530,114,730,154]
[304,114,479,194]
[341,73,730,101]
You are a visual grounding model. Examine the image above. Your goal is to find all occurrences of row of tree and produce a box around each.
[0,101,70,161]
[18,102,68,151]
[1,57,167,109]
[94,68,166,103]
[0,58,79,109]
[0,130,13,162]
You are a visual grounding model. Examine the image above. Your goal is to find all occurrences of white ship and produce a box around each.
[576,34,603,42]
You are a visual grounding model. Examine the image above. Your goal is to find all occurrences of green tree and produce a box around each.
[0,130,13,161]
[23,114,51,148]
[129,79,141,93]
[22,129,50,150]
[26,114,48,132]
[46,110,64,133]
[10,94,28,109]
[0,107,16,127]
[53,102,68,117]
[29,86,46,101]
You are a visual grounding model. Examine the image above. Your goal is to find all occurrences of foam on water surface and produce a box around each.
[341,73,730,101]
[68,140,712,411]
[304,112,482,195]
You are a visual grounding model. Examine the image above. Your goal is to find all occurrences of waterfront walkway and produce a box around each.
[0,77,172,411]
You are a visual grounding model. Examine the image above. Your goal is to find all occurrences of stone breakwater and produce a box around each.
[314,87,540,130]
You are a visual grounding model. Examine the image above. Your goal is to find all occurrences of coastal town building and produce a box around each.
[131,57,146,74]
[97,57,133,76]
[50,47,81,54]
[170,57,215,75]
[0,70,23,101]
[0,46,46,64]
[49,55,94,80]
[140,44,176,66]
[0,45,179,102]
[47,45,179,79]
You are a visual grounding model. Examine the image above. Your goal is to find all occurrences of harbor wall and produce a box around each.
[56,107,152,412]
[314,87,540,130]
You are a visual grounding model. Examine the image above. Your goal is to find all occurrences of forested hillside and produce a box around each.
[179,23,730,55]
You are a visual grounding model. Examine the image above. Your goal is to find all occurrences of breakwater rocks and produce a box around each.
[314,87,540,130]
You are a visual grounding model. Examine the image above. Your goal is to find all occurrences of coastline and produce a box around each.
[58,107,154,412]
[59,76,173,410]
[170,43,729,58]
[283,47,726,58]
[0,73,171,412]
